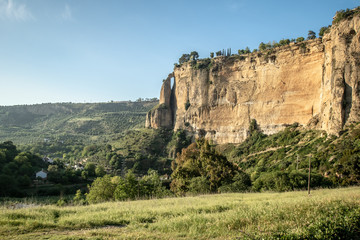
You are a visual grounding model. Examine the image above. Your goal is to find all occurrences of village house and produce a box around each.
[35,169,47,179]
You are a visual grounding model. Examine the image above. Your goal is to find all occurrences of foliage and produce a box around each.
[73,189,86,205]
[113,170,139,201]
[170,139,248,195]
[178,53,190,64]
[178,51,199,64]
[166,129,192,159]
[218,171,252,193]
[238,47,251,55]
[95,165,106,177]
[296,37,305,42]
[87,170,170,203]
[0,141,47,197]
[319,25,331,37]
[279,38,290,46]
[307,30,316,40]
[191,58,212,70]
[333,7,360,25]
[225,122,360,190]
[252,170,330,192]
[184,101,191,110]
[190,51,199,61]
[111,128,174,175]
[86,175,117,204]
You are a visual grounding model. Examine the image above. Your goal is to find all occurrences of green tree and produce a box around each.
[84,162,96,177]
[139,169,167,198]
[307,30,316,40]
[259,42,266,51]
[86,175,116,204]
[210,52,214,58]
[113,170,139,200]
[95,165,106,177]
[190,51,199,61]
[179,54,190,64]
[296,37,305,43]
[73,189,86,205]
[170,139,239,195]
[319,26,330,38]
[218,171,251,193]
[0,174,18,196]
[279,39,290,46]
[188,176,210,194]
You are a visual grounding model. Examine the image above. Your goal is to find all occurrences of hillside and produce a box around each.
[218,121,360,189]
[0,101,157,145]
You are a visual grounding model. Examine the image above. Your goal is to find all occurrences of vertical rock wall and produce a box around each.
[147,15,360,144]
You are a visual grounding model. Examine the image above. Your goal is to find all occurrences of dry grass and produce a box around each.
[0,187,359,239]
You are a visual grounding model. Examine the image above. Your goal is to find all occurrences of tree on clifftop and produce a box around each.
[190,51,199,61]
[307,30,316,40]
[178,54,190,64]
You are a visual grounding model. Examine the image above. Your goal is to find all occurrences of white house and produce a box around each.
[36,170,47,179]
[42,157,54,164]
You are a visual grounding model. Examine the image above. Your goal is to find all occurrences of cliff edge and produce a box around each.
[147,13,360,144]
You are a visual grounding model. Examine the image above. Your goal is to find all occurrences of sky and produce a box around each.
[0,0,359,106]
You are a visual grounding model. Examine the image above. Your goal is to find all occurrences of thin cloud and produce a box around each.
[226,0,245,13]
[61,4,72,21]
[0,0,34,21]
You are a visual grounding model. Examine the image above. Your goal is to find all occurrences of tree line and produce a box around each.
[176,26,331,66]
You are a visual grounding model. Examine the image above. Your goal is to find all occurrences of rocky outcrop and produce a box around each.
[147,14,360,144]
[320,16,360,134]
[145,73,174,129]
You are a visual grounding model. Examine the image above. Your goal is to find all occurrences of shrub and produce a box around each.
[86,175,116,204]
[188,176,210,195]
[185,101,191,110]
[218,171,251,193]
[319,26,331,38]
[296,37,305,43]
[73,189,86,205]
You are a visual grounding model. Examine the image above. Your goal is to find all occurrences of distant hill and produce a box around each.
[0,101,157,145]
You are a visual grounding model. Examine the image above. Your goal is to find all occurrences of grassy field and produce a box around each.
[0,187,359,239]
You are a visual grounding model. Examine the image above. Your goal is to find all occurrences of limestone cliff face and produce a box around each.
[145,73,173,129]
[147,15,360,144]
[320,16,360,134]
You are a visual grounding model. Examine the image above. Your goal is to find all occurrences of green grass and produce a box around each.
[0,187,359,239]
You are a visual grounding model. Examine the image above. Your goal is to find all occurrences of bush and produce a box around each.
[73,189,86,205]
[188,176,210,195]
[296,37,305,43]
[185,101,190,110]
[253,170,331,192]
[218,171,251,193]
[86,175,116,204]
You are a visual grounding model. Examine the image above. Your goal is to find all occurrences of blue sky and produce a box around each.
[0,0,359,106]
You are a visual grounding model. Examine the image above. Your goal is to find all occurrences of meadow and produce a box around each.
[0,187,359,239]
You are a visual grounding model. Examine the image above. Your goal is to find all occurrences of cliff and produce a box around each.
[147,13,360,144]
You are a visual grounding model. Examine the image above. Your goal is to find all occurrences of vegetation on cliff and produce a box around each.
[222,121,360,190]
[333,6,360,24]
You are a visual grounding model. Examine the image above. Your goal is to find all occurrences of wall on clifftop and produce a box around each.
[146,15,360,144]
